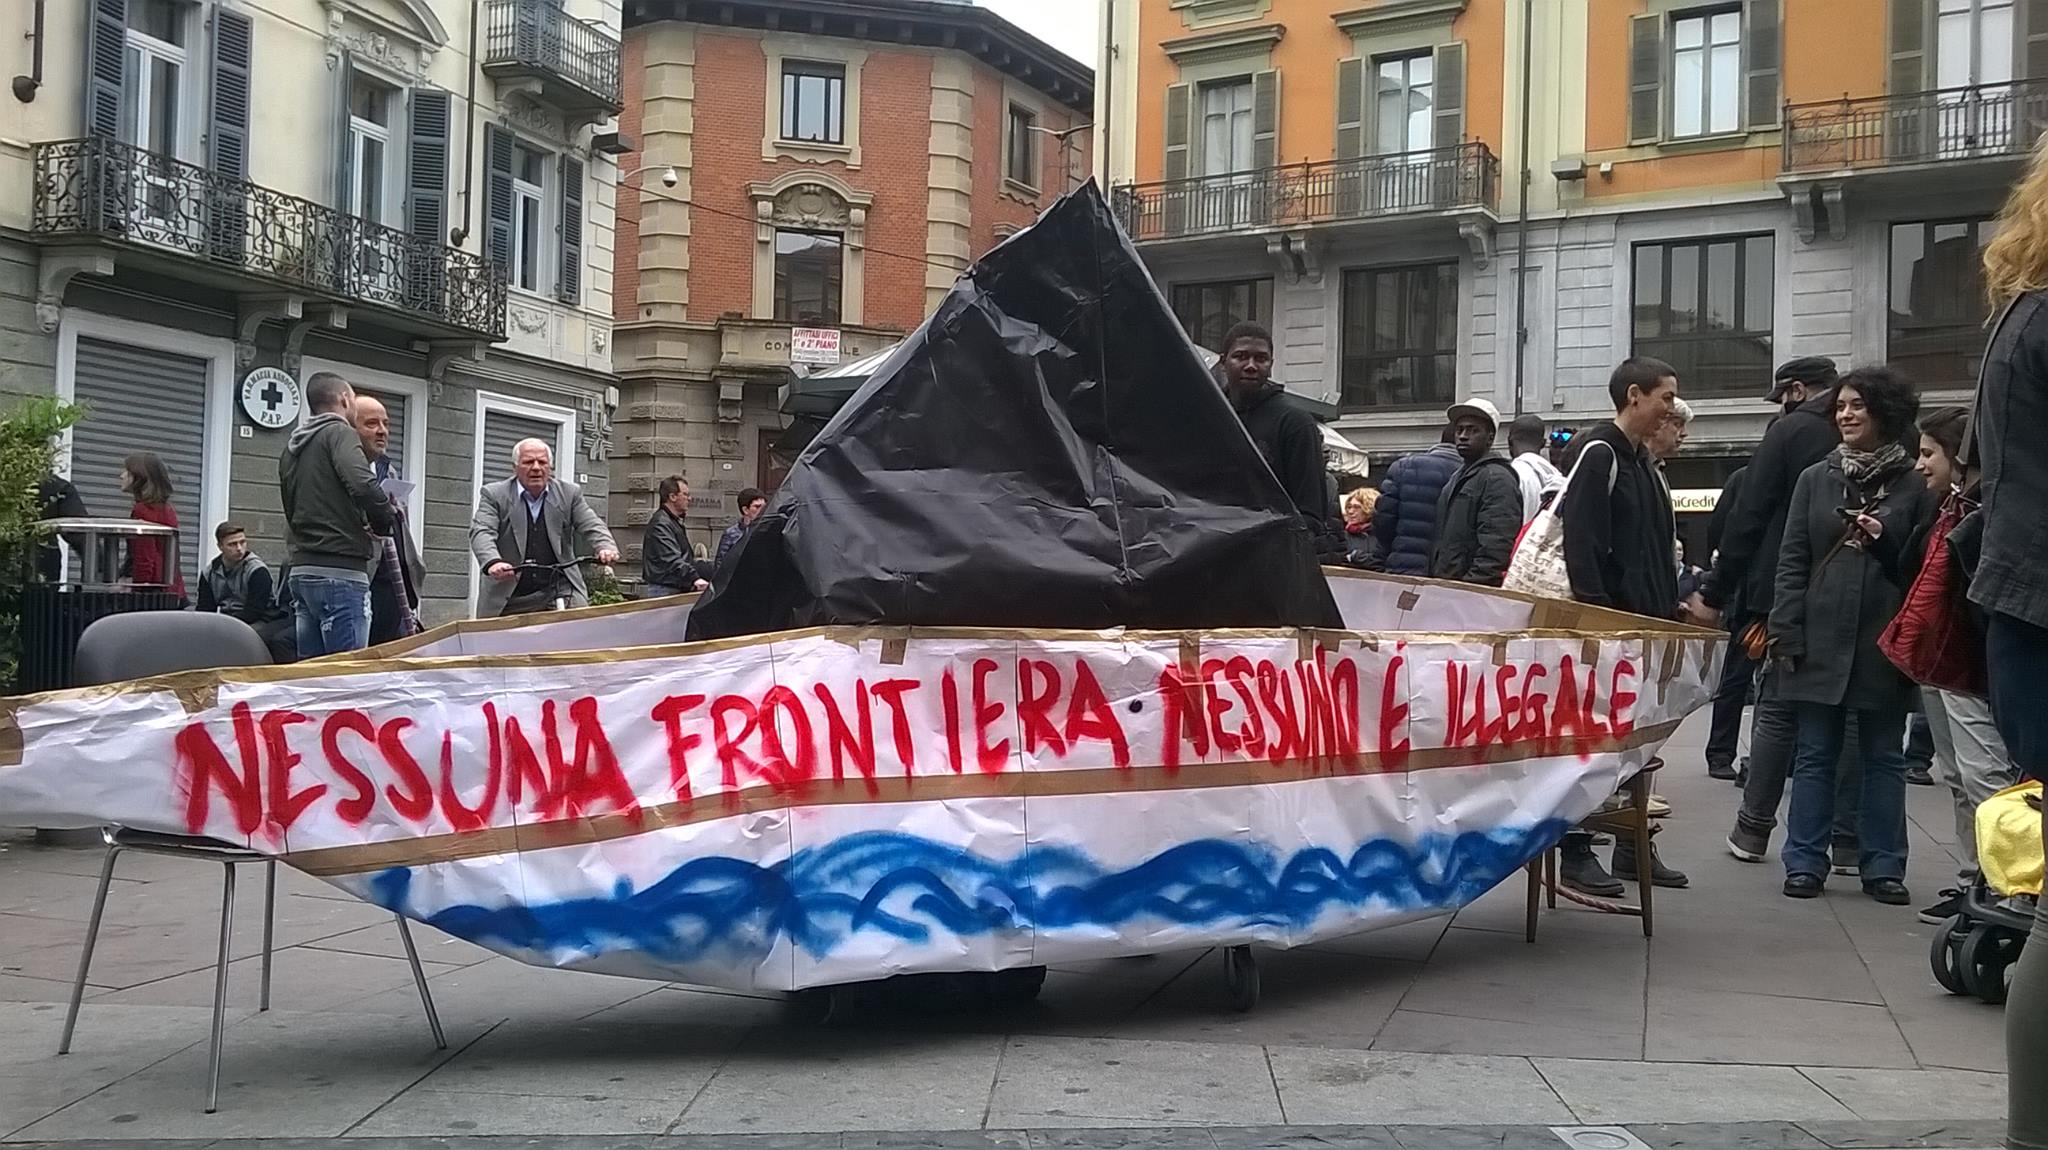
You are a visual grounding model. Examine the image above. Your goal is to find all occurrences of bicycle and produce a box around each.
[496,556,609,613]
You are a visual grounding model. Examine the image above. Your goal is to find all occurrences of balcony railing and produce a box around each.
[32,137,505,340]
[482,0,622,114]
[1784,80,2048,174]
[1112,143,1498,243]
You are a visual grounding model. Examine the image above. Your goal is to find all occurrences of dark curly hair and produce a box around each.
[1835,365,1920,446]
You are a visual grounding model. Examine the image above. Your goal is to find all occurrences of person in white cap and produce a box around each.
[1427,397,1523,586]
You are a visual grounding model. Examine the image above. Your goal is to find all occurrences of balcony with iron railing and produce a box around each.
[1783,79,2048,175]
[1111,143,1499,243]
[31,137,506,341]
[482,0,623,116]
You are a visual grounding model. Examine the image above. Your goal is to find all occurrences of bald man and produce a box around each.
[353,394,426,642]
[470,437,618,617]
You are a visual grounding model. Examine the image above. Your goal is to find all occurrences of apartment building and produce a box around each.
[0,0,624,622]
[609,0,1091,554]
[1099,0,2028,489]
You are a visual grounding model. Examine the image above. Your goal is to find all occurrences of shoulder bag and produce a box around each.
[1502,441,1616,602]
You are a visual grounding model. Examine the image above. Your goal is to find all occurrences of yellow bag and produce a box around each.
[1977,779,2045,899]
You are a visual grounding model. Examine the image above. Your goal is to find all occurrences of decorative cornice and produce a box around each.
[1160,23,1285,62]
[1331,0,1466,36]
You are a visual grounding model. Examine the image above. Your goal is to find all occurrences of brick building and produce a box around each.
[611,0,1092,566]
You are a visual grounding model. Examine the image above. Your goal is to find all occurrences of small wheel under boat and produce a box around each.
[1223,944,1259,1012]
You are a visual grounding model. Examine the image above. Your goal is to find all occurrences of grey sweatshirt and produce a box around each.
[279,412,395,575]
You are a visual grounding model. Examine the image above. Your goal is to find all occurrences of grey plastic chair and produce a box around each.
[57,611,446,1113]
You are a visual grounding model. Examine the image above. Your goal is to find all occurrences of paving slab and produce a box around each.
[1794,1067,2010,1121]
[1644,987,1919,1068]
[1369,1006,1640,1061]
[1107,948,1415,1051]
[413,1018,742,1101]
[1205,1125,1401,1150]
[345,1088,684,1138]
[331,958,666,1029]
[986,1036,1282,1129]
[1623,1121,1831,1150]
[1396,924,1646,1039]
[88,943,461,1016]
[1793,1118,2011,1147]
[676,1031,1003,1134]
[1266,1049,1573,1126]
[1299,919,1450,964]
[1532,1058,1856,1124]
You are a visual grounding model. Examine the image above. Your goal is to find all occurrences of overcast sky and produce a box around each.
[975,0,1099,70]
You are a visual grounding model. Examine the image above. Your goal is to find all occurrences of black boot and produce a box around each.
[1559,838,1624,897]
[1612,838,1690,888]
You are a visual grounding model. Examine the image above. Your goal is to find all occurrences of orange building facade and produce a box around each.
[1100,0,2036,473]
[610,0,1089,554]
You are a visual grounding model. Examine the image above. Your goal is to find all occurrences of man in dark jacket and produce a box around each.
[353,395,426,645]
[1681,356,1851,864]
[1220,322,1331,542]
[1702,465,1751,780]
[1429,397,1522,586]
[642,475,713,597]
[280,372,394,658]
[1371,428,1463,576]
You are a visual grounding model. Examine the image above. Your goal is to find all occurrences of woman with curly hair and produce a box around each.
[1769,365,1932,906]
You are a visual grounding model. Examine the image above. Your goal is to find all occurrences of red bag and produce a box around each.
[1879,492,1986,697]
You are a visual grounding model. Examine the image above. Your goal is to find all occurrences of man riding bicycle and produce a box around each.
[470,438,619,618]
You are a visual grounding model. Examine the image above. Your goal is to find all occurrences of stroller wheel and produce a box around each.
[1959,924,2023,1005]
[1930,916,1970,995]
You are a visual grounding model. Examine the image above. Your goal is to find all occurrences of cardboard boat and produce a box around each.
[0,570,1719,992]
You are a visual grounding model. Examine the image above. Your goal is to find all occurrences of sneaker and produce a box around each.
[1559,843,1625,897]
[1905,764,1935,786]
[1916,888,1965,925]
[1613,841,1690,888]
[1727,822,1769,863]
[1784,873,1825,899]
[1831,841,1860,876]
[1865,878,1911,906]
[1646,794,1672,818]
[1707,760,1740,781]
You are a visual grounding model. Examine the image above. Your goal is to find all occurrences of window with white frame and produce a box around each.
[348,75,396,226]
[1199,80,1254,176]
[1670,7,1741,139]
[1373,53,1433,155]
[511,141,546,294]
[120,0,188,157]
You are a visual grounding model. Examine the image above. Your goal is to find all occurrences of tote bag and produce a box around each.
[1502,441,1614,601]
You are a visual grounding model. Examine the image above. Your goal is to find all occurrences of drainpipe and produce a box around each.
[1511,0,1533,417]
[451,0,482,245]
[1099,0,1114,181]
[11,0,45,103]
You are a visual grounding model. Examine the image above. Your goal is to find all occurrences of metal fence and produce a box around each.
[33,137,505,340]
[483,0,623,109]
[1112,143,1498,242]
[1783,80,2048,173]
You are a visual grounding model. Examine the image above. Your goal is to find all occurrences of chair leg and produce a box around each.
[393,915,447,1051]
[205,863,238,1115]
[259,859,276,1013]
[1524,856,1541,943]
[1633,776,1654,939]
[58,843,122,1056]
[1545,847,1558,909]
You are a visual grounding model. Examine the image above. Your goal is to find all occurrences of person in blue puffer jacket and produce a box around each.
[1367,426,1462,576]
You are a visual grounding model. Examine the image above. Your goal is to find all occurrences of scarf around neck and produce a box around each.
[1836,440,1909,487]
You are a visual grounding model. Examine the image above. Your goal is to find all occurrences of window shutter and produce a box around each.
[1744,0,1780,128]
[2025,0,2048,79]
[1335,57,1365,160]
[1433,41,1466,147]
[333,58,355,209]
[1251,69,1279,170]
[1163,83,1192,181]
[85,0,126,139]
[206,8,252,263]
[1889,0,1930,93]
[557,154,583,305]
[406,90,450,243]
[484,124,515,277]
[1628,14,1664,144]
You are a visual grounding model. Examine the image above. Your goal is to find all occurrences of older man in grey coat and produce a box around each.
[470,438,619,617]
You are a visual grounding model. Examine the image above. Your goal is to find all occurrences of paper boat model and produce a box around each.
[0,185,1721,996]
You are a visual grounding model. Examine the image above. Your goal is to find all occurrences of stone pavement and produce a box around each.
[0,713,2013,1146]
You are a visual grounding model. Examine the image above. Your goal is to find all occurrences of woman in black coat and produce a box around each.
[1769,366,1933,905]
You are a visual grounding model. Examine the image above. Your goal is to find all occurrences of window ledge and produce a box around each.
[767,138,860,168]
[1001,177,1041,205]
[1629,127,1783,157]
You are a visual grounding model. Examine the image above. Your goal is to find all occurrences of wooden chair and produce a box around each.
[1525,757,1664,940]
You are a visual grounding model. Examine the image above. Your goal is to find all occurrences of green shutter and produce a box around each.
[1433,41,1466,147]
[333,58,354,209]
[557,154,584,305]
[1335,57,1364,160]
[1889,0,1929,93]
[485,125,516,277]
[1164,82,1192,181]
[1629,14,1663,144]
[1744,0,1781,128]
[84,0,125,138]
[1251,69,1279,170]
[2025,0,2048,79]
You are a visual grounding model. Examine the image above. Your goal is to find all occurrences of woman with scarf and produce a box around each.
[1770,365,1934,905]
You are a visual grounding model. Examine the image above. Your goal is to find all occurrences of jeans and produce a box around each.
[1905,704,1934,770]
[290,573,371,659]
[1704,626,1757,769]
[1737,694,1863,844]
[1783,703,1908,883]
[1924,687,2019,880]
[1987,611,2048,780]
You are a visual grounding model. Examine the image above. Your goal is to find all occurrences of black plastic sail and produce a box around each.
[685,181,1342,640]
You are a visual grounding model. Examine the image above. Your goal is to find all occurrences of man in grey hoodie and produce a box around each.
[279,371,394,657]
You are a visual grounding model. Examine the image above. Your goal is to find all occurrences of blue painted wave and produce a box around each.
[367,820,1568,965]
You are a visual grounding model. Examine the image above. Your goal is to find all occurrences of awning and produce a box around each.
[1322,424,1370,477]
[778,345,904,418]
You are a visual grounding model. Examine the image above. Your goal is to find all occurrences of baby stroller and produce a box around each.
[1931,780,2042,1004]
